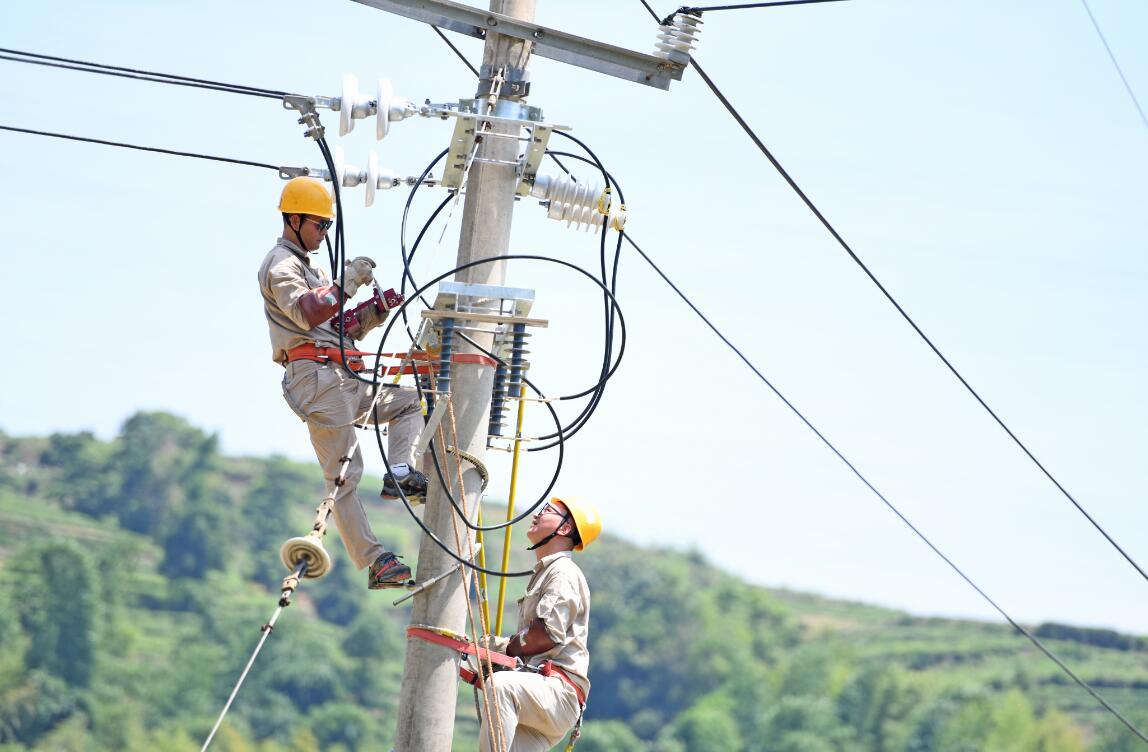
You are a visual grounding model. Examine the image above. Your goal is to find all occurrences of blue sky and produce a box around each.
[2,0,1146,634]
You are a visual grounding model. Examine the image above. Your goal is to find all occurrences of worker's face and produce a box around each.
[287,214,333,252]
[527,500,570,544]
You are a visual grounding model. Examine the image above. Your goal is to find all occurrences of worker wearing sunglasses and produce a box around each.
[258,177,427,591]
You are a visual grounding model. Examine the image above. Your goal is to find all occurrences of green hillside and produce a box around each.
[1,413,1146,751]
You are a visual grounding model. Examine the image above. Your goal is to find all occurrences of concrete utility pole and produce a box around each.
[392,1,536,749]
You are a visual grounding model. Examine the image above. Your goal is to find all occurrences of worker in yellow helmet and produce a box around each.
[479,496,602,751]
[257,177,426,589]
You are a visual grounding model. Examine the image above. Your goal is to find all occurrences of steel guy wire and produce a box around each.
[1077,0,1148,131]
[430,26,481,78]
[636,0,1148,588]
[617,232,1148,745]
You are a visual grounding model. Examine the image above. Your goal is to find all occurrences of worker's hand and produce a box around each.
[339,256,376,299]
[347,256,376,285]
[479,659,515,681]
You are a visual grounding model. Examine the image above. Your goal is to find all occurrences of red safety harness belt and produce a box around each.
[407,626,586,705]
[284,343,373,371]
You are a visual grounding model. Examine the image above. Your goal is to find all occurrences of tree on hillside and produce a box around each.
[39,430,120,517]
[161,480,233,579]
[835,663,913,751]
[114,411,219,535]
[575,720,647,751]
[656,695,743,752]
[14,542,97,689]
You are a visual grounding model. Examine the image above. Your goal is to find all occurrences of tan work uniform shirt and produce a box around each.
[257,237,347,365]
[517,551,591,699]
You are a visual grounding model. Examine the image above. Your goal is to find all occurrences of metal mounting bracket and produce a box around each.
[349,0,686,90]
[432,99,567,191]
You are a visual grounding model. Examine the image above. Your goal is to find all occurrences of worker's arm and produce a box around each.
[505,618,558,659]
[267,257,346,330]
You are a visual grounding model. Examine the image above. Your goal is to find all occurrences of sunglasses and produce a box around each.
[305,217,334,232]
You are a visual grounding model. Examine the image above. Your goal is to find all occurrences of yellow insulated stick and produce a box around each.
[494,384,528,635]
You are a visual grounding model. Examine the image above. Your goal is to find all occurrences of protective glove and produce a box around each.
[339,256,376,298]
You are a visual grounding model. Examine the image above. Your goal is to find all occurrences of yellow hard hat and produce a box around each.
[554,496,601,551]
[278,177,335,218]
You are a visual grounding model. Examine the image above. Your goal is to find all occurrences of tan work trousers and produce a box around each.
[282,359,422,570]
[479,672,582,752]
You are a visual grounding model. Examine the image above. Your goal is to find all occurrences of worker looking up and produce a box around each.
[480,496,600,752]
[258,176,427,589]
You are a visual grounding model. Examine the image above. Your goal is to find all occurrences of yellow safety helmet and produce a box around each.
[554,496,602,551]
[278,177,335,219]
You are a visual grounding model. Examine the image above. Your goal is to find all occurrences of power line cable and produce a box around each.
[679,0,850,13]
[0,124,279,171]
[1077,0,1148,130]
[637,0,1148,587]
[619,231,1148,745]
[0,47,286,98]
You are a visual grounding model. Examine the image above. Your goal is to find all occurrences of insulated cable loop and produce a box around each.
[370,254,626,575]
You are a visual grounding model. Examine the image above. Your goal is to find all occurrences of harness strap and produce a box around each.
[406,625,518,669]
[284,343,373,371]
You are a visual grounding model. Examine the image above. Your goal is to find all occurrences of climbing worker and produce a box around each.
[479,496,600,752]
[258,176,428,589]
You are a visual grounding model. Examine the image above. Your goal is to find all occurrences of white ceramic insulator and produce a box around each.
[532,174,624,233]
[365,150,379,207]
[376,167,401,189]
[335,146,347,186]
[377,78,393,140]
[340,74,359,136]
[655,13,703,66]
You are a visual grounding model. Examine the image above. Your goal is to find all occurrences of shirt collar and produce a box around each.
[534,550,573,572]
[277,236,310,264]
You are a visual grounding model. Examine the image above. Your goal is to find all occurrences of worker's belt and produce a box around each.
[284,343,371,372]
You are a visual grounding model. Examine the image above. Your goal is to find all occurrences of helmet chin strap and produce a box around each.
[527,512,571,551]
[290,215,309,253]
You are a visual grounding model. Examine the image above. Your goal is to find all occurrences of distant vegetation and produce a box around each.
[1,412,1147,751]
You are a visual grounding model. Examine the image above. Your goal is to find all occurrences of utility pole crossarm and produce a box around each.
[349,0,687,89]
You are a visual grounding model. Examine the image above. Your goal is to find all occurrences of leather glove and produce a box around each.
[339,256,376,298]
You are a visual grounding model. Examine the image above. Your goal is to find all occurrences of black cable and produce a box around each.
[0,124,279,171]
[430,27,480,78]
[619,231,1148,744]
[397,176,625,452]
[0,47,286,98]
[1078,0,1148,130]
[396,147,627,414]
[370,254,625,577]
[637,0,1148,588]
[679,0,850,12]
